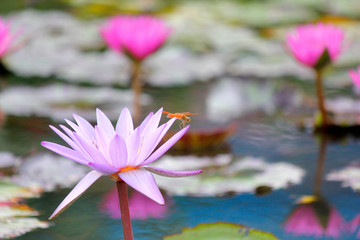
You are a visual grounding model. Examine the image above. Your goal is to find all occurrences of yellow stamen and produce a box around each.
[119,166,138,172]
[110,165,139,181]
[297,195,318,204]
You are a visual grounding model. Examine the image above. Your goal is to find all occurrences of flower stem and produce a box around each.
[315,69,328,128]
[0,108,5,129]
[314,134,328,196]
[131,61,142,125]
[116,181,134,240]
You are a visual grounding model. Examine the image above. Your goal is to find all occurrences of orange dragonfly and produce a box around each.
[162,111,198,129]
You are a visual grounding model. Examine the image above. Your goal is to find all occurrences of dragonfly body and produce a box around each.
[162,111,198,129]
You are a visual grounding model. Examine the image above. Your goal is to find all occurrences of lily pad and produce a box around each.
[0,152,19,169]
[206,78,302,123]
[326,0,360,17]
[152,154,305,196]
[5,10,227,87]
[227,56,313,80]
[64,0,168,17]
[9,153,88,192]
[161,123,236,154]
[5,10,103,74]
[0,187,50,239]
[146,47,225,87]
[0,218,50,239]
[220,1,315,27]
[0,204,38,218]
[163,222,278,240]
[0,181,40,202]
[325,97,360,127]
[0,84,151,121]
[327,163,360,191]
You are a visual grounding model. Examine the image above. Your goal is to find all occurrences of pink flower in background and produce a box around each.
[100,187,169,220]
[349,67,360,91]
[0,17,20,58]
[41,107,202,219]
[284,205,346,238]
[100,15,171,61]
[286,23,344,68]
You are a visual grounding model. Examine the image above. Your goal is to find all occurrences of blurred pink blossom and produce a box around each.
[349,67,360,91]
[286,23,344,68]
[284,205,346,238]
[99,187,169,220]
[0,17,20,58]
[100,15,171,61]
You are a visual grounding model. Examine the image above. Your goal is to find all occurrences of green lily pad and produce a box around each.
[0,204,38,218]
[0,218,50,239]
[0,181,41,202]
[153,155,305,196]
[163,222,279,240]
[0,84,151,121]
[327,163,360,191]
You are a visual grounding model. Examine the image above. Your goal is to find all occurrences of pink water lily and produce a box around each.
[286,23,344,68]
[349,67,360,91]
[41,108,202,220]
[100,15,171,61]
[0,17,20,58]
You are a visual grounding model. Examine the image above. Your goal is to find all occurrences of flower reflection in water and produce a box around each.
[100,187,170,220]
[284,200,346,238]
[284,134,346,238]
[350,215,360,238]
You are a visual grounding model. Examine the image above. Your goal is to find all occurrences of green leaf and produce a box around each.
[0,204,38,218]
[0,181,40,202]
[163,222,279,240]
[314,48,331,70]
[0,218,50,239]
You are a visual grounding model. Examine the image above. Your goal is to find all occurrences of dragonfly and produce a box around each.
[162,111,198,129]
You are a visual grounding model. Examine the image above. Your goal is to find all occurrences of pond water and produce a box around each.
[2,79,359,240]
[1,0,360,240]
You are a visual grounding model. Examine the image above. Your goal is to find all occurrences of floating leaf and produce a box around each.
[206,78,303,123]
[161,123,236,154]
[0,84,151,121]
[153,155,305,196]
[5,10,225,87]
[227,56,313,80]
[0,218,50,239]
[163,222,279,240]
[0,152,19,169]
[327,163,360,191]
[0,204,38,218]
[146,47,224,87]
[0,181,40,202]
[325,97,360,127]
[10,153,88,192]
